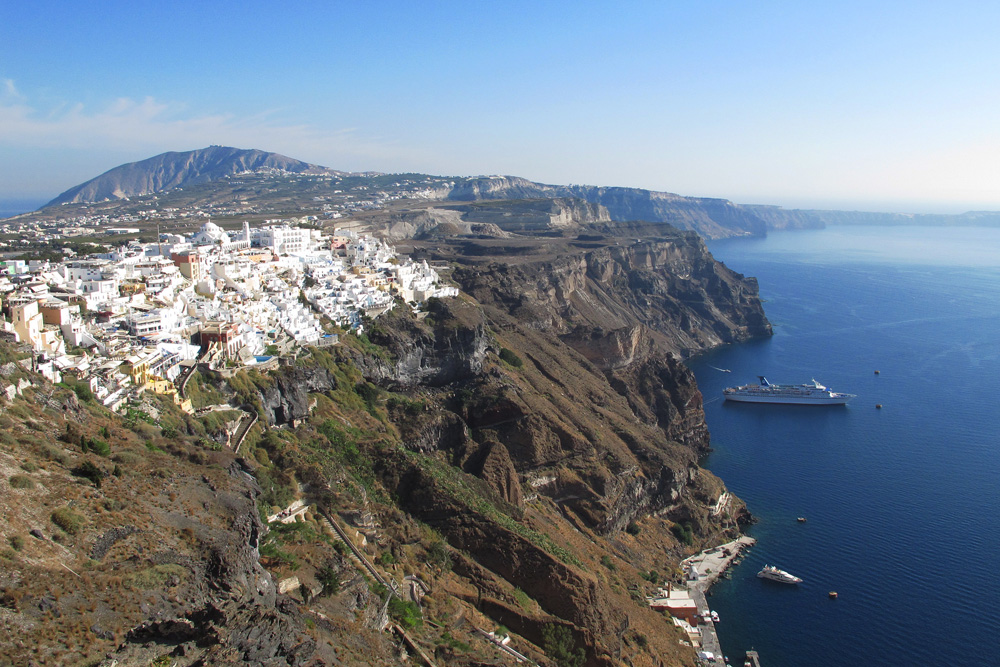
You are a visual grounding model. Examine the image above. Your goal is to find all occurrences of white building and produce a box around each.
[254,225,318,255]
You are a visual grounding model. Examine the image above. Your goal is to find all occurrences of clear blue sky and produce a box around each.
[3,1,999,212]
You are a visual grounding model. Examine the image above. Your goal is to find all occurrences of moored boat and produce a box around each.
[757,564,803,584]
[724,376,855,405]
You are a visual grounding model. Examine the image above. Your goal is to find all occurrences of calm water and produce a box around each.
[688,226,1000,667]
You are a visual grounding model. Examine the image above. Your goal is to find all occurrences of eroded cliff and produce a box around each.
[0,214,771,667]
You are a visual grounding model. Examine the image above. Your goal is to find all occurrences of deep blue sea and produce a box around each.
[687,226,1000,667]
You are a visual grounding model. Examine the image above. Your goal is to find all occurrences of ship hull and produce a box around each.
[757,566,803,584]
[724,393,852,405]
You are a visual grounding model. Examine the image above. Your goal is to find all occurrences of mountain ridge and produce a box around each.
[40,146,774,239]
[38,146,1000,239]
[46,146,339,207]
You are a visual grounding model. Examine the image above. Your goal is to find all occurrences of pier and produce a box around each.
[681,536,756,666]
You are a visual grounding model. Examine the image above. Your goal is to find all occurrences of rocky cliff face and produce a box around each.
[256,363,339,425]
[350,240,761,662]
[378,197,612,242]
[453,228,771,357]
[99,461,337,666]
[0,384,350,666]
[447,176,770,238]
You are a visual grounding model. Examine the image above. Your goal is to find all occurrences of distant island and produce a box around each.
[13,146,999,242]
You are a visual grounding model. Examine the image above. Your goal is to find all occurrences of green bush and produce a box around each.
[83,438,111,457]
[498,348,523,368]
[59,377,94,402]
[670,522,694,546]
[8,475,34,489]
[386,395,426,415]
[126,564,188,590]
[513,587,532,610]
[316,565,340,596]
[51,507,84,535]
[355,381,381,415]
[388,597,422,629]
[426,540,452,571]
[541,624,584,667]
[72,460,104,488]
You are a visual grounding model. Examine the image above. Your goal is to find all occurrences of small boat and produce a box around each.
[828,591,838,599]
[757,564,803,584]
[797,517,807,523]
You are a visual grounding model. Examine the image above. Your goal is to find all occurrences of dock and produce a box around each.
[681,535,756,589]
[680,536,757,666]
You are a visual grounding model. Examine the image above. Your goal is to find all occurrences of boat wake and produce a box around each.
[709,365,732,373]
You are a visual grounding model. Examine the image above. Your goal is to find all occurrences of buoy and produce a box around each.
[876,404,882,409]
[874,370,880,375]
[828,591,838,599]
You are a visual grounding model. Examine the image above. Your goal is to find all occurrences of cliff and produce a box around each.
[0,209,770,666]
[447,176,769,238]
[0,378,356,666]
[205,226,769,664]
[450,227,770,357]
[378,197,612,242]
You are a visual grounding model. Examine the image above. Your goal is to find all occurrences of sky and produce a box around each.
[2,1,1000,213]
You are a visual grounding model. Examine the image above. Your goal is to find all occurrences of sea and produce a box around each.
[686,225,1000,667]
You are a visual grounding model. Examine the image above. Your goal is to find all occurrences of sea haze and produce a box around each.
[0,199,48,218]
[688,226,1000,666]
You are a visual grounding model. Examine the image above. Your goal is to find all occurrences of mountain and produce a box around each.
[36,147,1000,238]
[39,148,778,238]
[45,146,335,206]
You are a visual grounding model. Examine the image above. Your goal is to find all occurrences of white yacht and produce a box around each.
[757,564,803,584]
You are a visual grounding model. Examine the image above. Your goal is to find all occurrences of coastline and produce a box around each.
[676,536,757,666]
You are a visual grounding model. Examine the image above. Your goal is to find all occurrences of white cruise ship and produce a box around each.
[723,376,855,405]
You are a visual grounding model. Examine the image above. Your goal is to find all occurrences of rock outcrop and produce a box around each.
[99,461,337,666]
[453,227,771,357]
[447,176,769,238]
[257,363,339,425]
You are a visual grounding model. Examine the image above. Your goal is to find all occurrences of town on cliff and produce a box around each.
[0,220,457,410]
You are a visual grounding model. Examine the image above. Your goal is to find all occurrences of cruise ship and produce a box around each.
[723,376,855,405]
[757,565,803,584]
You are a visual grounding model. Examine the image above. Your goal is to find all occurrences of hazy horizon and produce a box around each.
[2,163,997,220]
